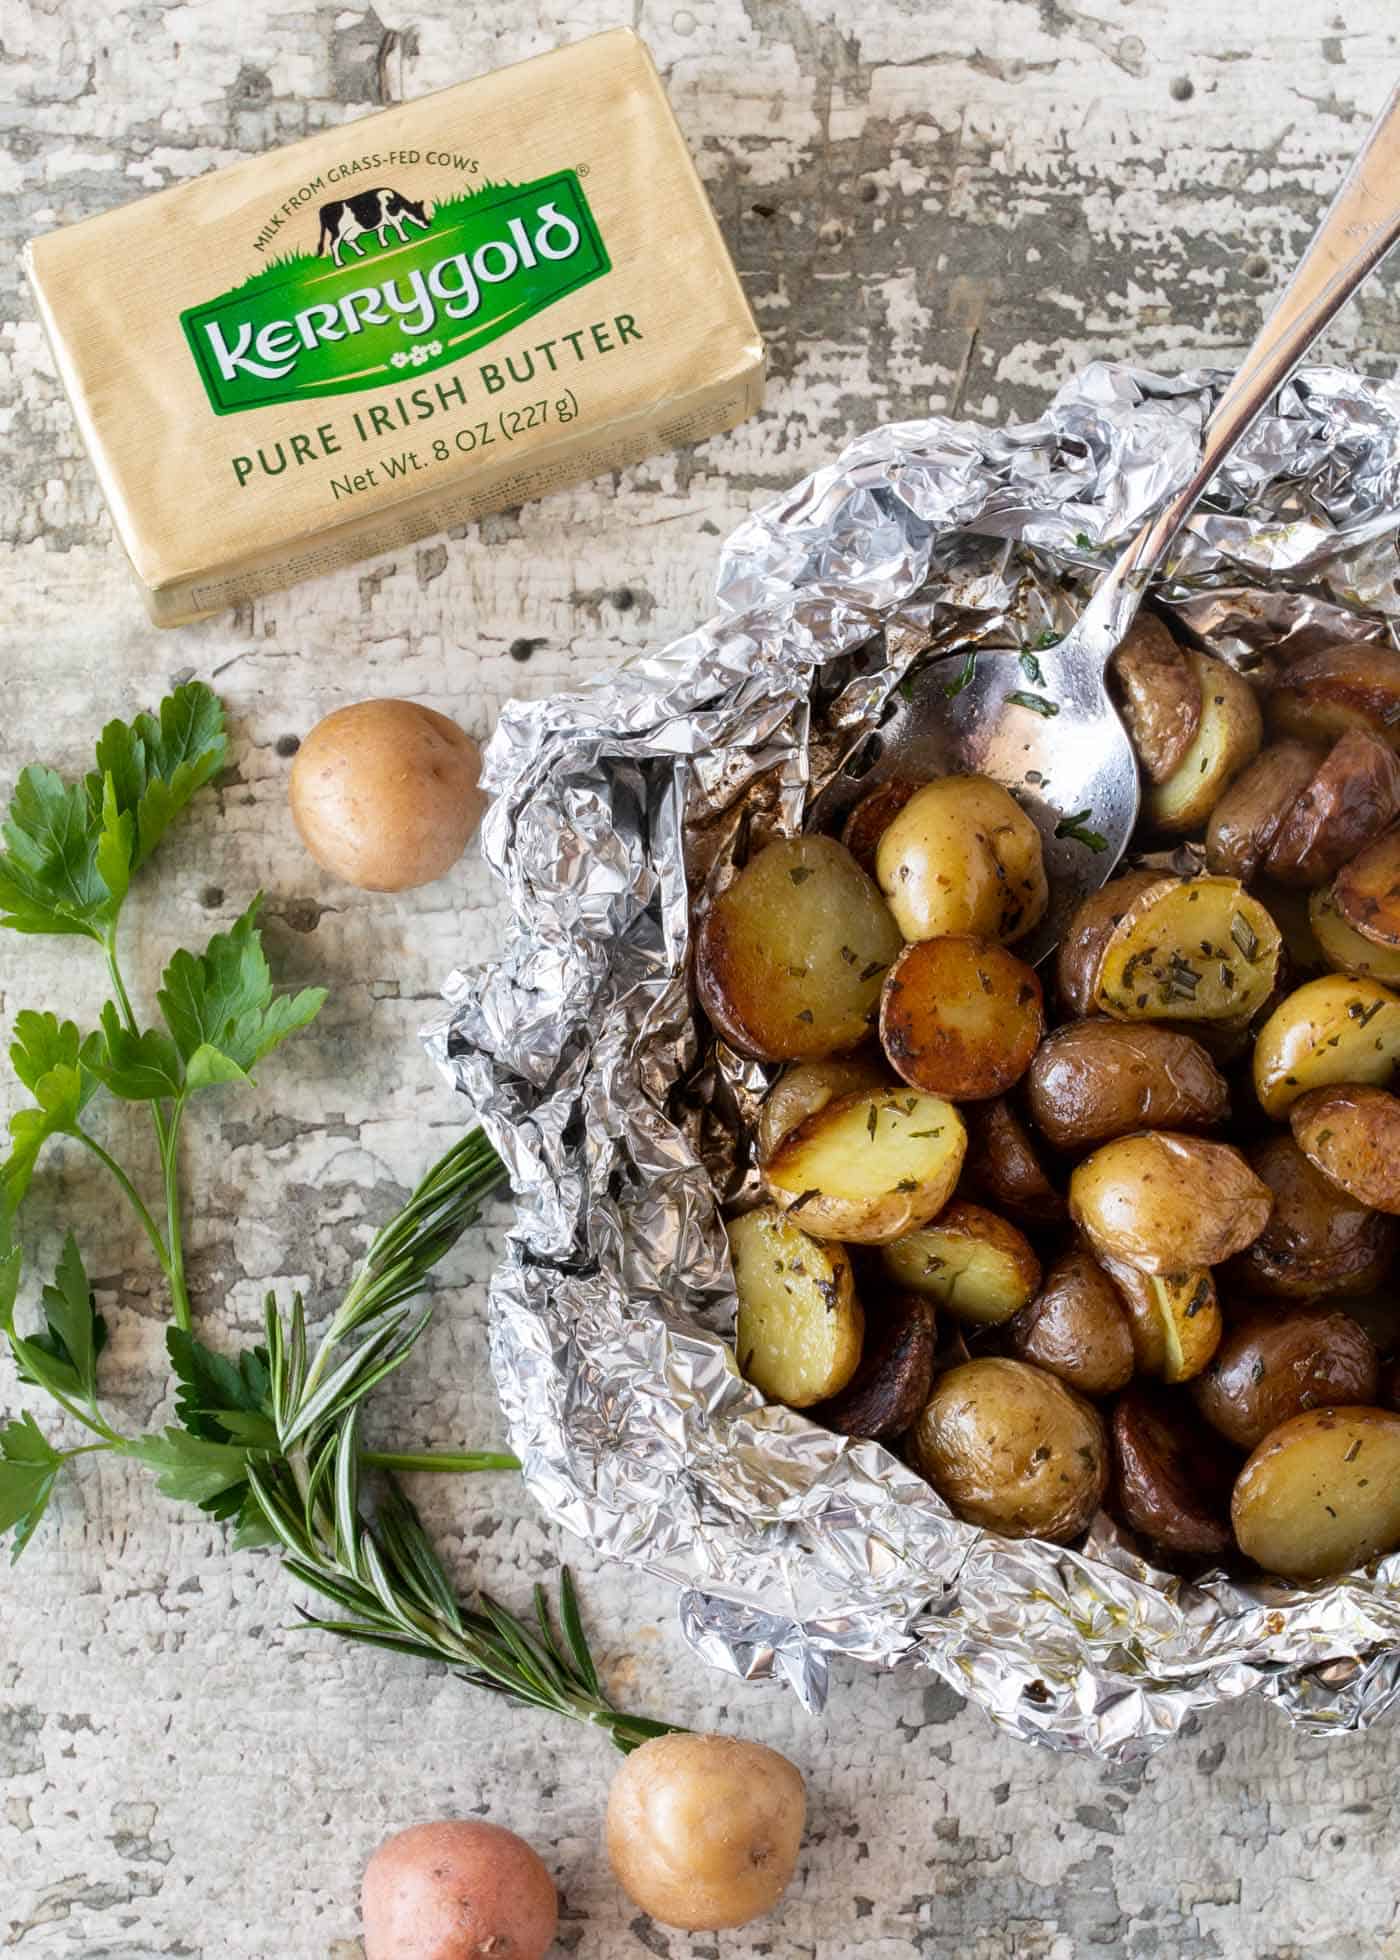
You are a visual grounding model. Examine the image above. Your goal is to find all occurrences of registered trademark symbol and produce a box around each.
[577,163,590,177]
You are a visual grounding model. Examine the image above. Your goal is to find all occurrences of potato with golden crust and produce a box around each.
[1308,884,1400,983]
[1252,974,1400,1118]
[962,1097,1064,1224]
[1069,1132,1272,1275]
[840,776,924,876]
[1055,871,1164,1018]
[812,1291,936,1440]
[695,836,903,1063]
[1109,614,1202,784]
[1232,1406,1400,1580]
[727,1208,864,1407]
[1204,741,1321,882]
[1007,1245,1134,1397]
[875,775,1048,946]
[1264,729,1400,886]
[1331,823,1400,948]
[1227,1134,1396,1299]
[1026,1019,1229,1152]
[760,1087,966,1243]
[908,1357,1108,1542]
[880,1202,1041,1326]
[1290,1085,1400,1215]
[1111,1388,1237,1563]
[1097,1254,1221,1384]
[1144,651,1262,834]
[1094,876,1281,1024]
[1192,1308,1379,1453]
[879,936,1044,1101]
[1268,640,1400,754]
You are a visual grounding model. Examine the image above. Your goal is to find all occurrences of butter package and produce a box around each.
[25,30,765,625]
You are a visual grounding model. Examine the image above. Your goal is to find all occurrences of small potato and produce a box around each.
[1227,1134,1395,1300]
[696,837,903,1063]
[1332,823,1400,948]
[362,1819,557,1960]
[1026,1020,1228,1152]
[1094,876,1281,1024]
[1111,1388,1236,1563]
[1007,1245,1134,1396]
[728,1208,864,1407]
[1204,741,1321,882]
[1056,871,1164,1018]
[606,1733,805,1932]
[761,1087,966,1243]
[1308,884,1400,983]
[962,1098,1064,1224]
[756,1057,891,1164]
[1264,730,1400,886]
[880,936,1044,1100]
[1109,613,1202,784]
[1097,1254,1220,1384]
[1069,1131,1272,1275]
[1251,974,1400,1117]
[1269,640,1400,754]
[1232,1406,1400,1580]
[1193,1308,1379,1452]
[1144,651,1263,834]
[881,1201,1040,1326]
[908,1357,1108,1542]
[813,1291,936,1439]
[875,775,1048,946]
[1291,1085,1400,1215]
[840,776,924,875]
[290,699,484,892]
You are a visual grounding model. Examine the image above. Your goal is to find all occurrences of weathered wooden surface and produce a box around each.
[5,2,1400,1954]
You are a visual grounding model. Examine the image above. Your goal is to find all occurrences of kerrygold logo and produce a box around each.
[181,171,609,415]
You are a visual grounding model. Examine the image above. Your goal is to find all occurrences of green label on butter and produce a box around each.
[180,171,609,416]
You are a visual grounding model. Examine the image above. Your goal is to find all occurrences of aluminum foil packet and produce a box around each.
[426,361,1400,1759]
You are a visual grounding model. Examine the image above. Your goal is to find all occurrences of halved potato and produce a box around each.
[1251,974,1400,1118]
[1232,1406,1400,1581]
[1026,1019,1228,1151]
[962,1097,1064,1224]
[1269,640,1400,754]
[1094,876,1281,1024]
[1069,1131,1272,1274]
[1291,1085,1400,1215]
[1056,871,1164,1017]
[875,775,1048,946]
[727,1207,864,1408]
[1332,824,1400,948]
[812,1290,936,1440]
[1109,613,1202,784]
[840,776,924,876]
[1309,884,1400,983]
[879,935,1044,1100]
[1265,730,1400,886]
[695,836,903,1062]
[756,1057,891,1164]
[761,1087,966,1243]
[1097,1253,1221,1384]
[1007,1244,1134,1396]
[1229,1133,1396,1299]
[1204,741,1321,882]
[1112,1388,1236,1564]
[879,1201,1040,1325]
[1144,651,1262,834]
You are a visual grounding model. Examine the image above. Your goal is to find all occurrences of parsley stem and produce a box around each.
[41,1384,124,1447]
[73,1131,171,1277]
[159,1100,193,1335]
[359,1449,521,1474]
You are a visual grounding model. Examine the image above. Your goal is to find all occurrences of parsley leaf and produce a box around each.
[0,766,112,939]
[2,1014,99,1214]
[88,682,227,872]
[157,897,326,1091]
[168,1328,275,1449]
[0,1413,64,1559]
[84,1002,184,1103]
[120,1428,255,1510]
[32,1233,105,1403]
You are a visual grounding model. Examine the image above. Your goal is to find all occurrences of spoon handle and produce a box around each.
[1099,81,1400,607]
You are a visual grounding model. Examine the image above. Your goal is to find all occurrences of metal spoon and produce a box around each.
[831,82,1400,963]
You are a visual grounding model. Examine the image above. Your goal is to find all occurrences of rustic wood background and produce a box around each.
[5,2,1400,1954]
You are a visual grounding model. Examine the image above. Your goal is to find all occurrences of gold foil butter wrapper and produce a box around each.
[426,361,1400,1760]
[25,29,764,625]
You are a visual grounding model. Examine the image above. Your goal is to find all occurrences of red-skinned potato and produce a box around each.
[1204,741,1322,882]
[1007,1244,1134,1396]
[1264,729,1400,885]
[1111,1388,1237,1563]
[1227,1134,1396,1299]
[1192,1308,1379,1452]
[962,1097,1064,1223]
[362,1820,557,1960]
[1268,640,1400,753]
[812,1290,936,1439]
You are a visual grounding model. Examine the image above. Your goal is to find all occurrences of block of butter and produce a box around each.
[25,29,764,625]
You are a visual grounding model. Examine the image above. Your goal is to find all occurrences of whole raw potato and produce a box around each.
[290,699,484,891]
[361,1819,557,1960]
[606,1733,805,1930]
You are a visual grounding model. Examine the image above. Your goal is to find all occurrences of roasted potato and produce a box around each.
[727,1207,864,1407]
[760,1087,966,1243]
[962,1097,1064,1224]
[1094,876,1281,1024]
[880,1201,1041,1326]
[1228,1133,1396,1299]
[1308,884,1400,983]
[1109,613,1202,784]
[1251,974,1400,1118]
[695,836,903,1062]
[1007,1245,1134,1396]
[1264,730,1400,886]
[1192,1308,1379,1452]
[756,1056,890,1164]
[908,1358,1108,1543]
[1144,651,1262,834]
[1097,1254,1221,1384]
[1291,1085,1400,1215]
[1332,823,1400,948]
[840,776,924,876]
[1069,1131,1272,1275]
[1268,640,1400,754]
[1111,1387,1236,1563]
[879,936,1044,1100]
[1232,1406,1400,1580]
[813,1291,936,1439]
[1026,1019,1228,1152]
[875,775,1048,946]
[1204,741,1321,882]
[1055,870,1164,1018]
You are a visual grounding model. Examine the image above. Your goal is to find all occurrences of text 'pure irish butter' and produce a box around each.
[25,31,765,625]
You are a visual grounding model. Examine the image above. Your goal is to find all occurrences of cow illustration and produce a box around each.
[316,188,431,266]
